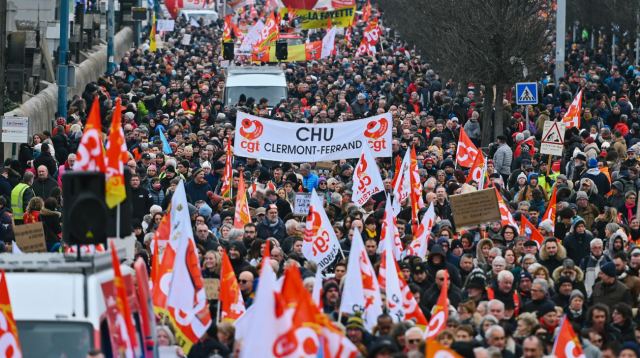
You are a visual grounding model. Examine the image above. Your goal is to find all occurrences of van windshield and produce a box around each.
[226,86,287,108]
[17,321,93,357]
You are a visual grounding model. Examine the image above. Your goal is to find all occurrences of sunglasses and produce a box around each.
[408,339,422,344]
[239,279,251,284]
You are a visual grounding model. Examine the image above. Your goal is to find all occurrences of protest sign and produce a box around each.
[234,112,392,162]
[204,278,220,300]
[280,7,355,29]
[449,189,500,227]
[293,192,312,215]
[14,222,46,253]
[156,19,175,32]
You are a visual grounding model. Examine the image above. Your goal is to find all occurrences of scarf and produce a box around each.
[626,201,636,222]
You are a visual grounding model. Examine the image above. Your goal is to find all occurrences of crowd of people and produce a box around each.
[5,0,640,357]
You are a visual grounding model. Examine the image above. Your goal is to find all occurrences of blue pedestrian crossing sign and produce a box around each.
[515,82,538,105]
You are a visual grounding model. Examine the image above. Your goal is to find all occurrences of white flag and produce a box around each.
[321,27,337,59]
[392,149,411,215]
[378,197,403,260]
[352,144,385,207]
[340,228,383,331]
[382,229,405,322]
[406,202,435,259]
[311,268,323,308]
[303,190,342,271]
[239,20,265,52]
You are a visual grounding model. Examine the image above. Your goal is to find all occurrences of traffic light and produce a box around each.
[275,40,288,61]
[62,172,108,246]
[223,42,234,61]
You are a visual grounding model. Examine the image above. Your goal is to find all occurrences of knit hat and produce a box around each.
[520,270,533,281]
[517,172,527,181]
[569,289,584,303]
[346,315,365,331]
[536,302,556,318]
[198,203,213,218]
[576,191,588,200]
[150,205,162,215]
[600,262,617,277]
[557,276,573,287]
[538,220,554,234]
[588,157,598,168]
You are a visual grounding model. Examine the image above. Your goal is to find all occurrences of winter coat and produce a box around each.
[580,254,612,298]
[33,152,57,177]
[32,177,60,200]
[538,241,567,274]
[426,244,462,288]
[256,217,286,243]
[563,220,594,266]
[39,208,62,246]
[493,143,513,176]
[591,280,633,307]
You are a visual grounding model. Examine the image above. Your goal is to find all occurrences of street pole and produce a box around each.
[134,0,142,47]
[57,0,70,119]
[107,0,115,74]
[555,0,566,84]
[0,0,6,117]
[636,4,639,67]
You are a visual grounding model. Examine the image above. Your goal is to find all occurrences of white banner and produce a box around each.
[352,144,384,207]
[233,112,392,162]
[303,190,342,271]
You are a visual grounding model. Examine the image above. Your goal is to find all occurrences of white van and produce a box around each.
[178,9,219,25]
[0,251,144,357]
[224,66,288,109]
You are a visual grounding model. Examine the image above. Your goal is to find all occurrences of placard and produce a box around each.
[108,236,137,262]
[449,188,501,228]
[204,278,220,300]
[293,192,312,215]
[234,112,392,162]
[181,34,192,45]
[14,222,46,253]
[156,19,175,32]
[1,116,29,144]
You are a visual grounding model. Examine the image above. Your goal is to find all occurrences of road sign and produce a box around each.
[516,82,538,105]
[540,121,565,156]
[1,116,29,143]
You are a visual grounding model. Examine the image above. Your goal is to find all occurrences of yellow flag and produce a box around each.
[149,14,157,52]
[105,98,127,208]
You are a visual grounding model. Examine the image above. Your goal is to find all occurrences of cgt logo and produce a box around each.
[304,209,330,255]
[364,117,388,151]
[356,153,372,192]
[239,118,264,153]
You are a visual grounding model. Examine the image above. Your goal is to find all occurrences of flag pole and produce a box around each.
[116,203,121,239]
[216,298,222,325]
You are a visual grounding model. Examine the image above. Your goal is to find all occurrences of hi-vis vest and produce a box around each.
[487,287,520,316]
[10,183,29,220]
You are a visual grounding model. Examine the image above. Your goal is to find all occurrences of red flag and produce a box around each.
[0,270,21,357]
[223,15,233,41]
[542,186,557,231]
[234,170,251,228]
[390,155,402,188]
[110,242,139,355]
[220,250,246,321]
[496,188,520,234]
[552,317,585,358]
[424,270,448,339]
[74,95,106,172]
[220,137,233,198]
[465,151,486,188]
[521,215,545,246]
[305,41,323,61]
[361,0,372,22]
[562,89,583,129]
[455,127,479,168]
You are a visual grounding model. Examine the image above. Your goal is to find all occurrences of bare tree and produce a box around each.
[380,0,551,146]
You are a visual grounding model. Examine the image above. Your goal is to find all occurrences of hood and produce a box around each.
[552,264,585,282]
[578,178,598,195]
[607,229,628,253]
[428,244,447,265]
[40,208,61,218]
[569,216,586,234]
[475,238,493,264]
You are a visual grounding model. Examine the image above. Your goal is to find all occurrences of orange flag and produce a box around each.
[521,215,545,246]
[455,127,479,168]
[362,0,372,22]
[552,317,585,358]
[74,95,106,172]
[151,211,171,309]
[105,98,127,209]
[219,250,246,322]
[110,242,139,355]
[220,137,233,199]
[234,170,251,229]
[398,266,427,325]
[0,270,22,357]
[426,339,461,358]
[409,145,425,233]
[562,89,583,129]
[542,186,557,231]
[424,270,449,339]
[391,155,402,188]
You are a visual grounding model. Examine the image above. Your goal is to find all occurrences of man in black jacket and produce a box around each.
[32,166,59,199]
[33,143,57,177]
[130,174,152,224]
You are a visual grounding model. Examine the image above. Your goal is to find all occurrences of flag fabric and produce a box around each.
[562,89,583,129]
[154,181,212,353]
[426,339,461,358]
[379,230,404,322]
[303,190,342,272]
[304,41,323,61]
[406,202,435,259]
[255,12,279,49]
[361,0,372,22]
[74,95,106,172]
[110,242,139,357]
[521,215,545,247]
[409,145,425,233]
[223,15,233,41]
[234,171,251,229]
[149,14,157,52]
[311,267,323,308]
[377,198,403,260]
[542,186,557,231]
[159,129,173,155]
[496,188,520,234]
[340,228,383,331]
[321,27,337,59]
[398,272,427,325]
[392,149,411,214]
[465,151,487,189]
[424,270,449,339]
[219,250,246,321]
[455,127,479,168]
[552,317,585,358]
[220,138,233,198]
[105,98,127,209]
[0,270,22,358]
[352,144,385,207]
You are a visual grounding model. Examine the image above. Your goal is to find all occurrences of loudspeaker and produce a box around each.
[223,42,234,61]
[62,172,108,246]
[275,40,288,61]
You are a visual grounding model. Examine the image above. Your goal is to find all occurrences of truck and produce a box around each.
[224,66,288,110]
